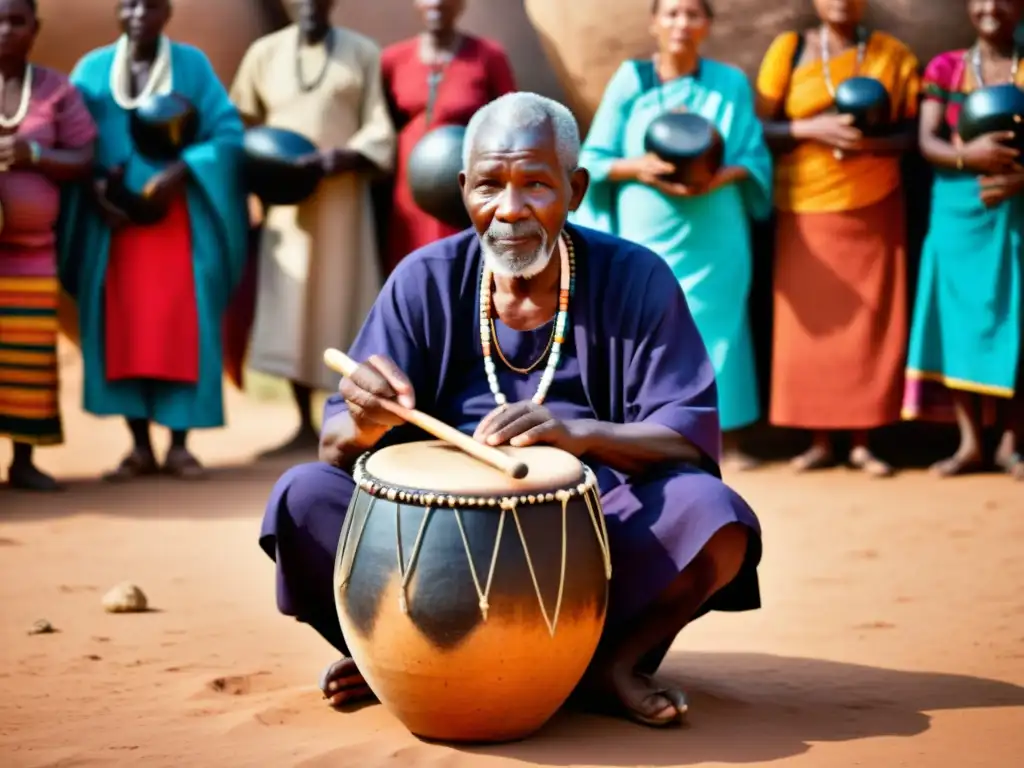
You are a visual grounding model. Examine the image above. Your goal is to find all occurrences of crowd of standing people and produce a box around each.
[0,0,1021,491]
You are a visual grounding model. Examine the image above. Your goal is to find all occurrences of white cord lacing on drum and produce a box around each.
[396,505,434,614]
[583,487,613,580]
[509,496,568,637]
[338,497,375,588]
[452,506,506,620]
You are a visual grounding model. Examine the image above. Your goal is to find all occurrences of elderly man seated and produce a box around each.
[260,91,763,728]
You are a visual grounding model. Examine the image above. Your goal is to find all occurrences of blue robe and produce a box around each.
[260,225,762,662]
[57,40,248,430]
[571,59,773,431]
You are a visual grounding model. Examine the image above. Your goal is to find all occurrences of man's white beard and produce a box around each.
[480,228,555,279]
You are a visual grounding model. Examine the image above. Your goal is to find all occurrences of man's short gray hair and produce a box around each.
[461,92,581,174]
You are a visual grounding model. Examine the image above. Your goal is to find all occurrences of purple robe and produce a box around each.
[261,224,762,665]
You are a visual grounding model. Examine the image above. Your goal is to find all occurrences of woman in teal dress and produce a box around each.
[571,0,772,469]
[903,0,1023,481]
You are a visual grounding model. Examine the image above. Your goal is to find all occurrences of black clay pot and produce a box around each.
[407,124,471,229]
[103,171,168,225]
[958,83,1024,153]
[835,76,892,135]
[334,441,609,743]
[242,126,322,206]
[643,112,724,188]
[129,92,200,161]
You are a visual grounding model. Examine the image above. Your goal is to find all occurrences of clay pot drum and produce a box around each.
[242,125,322,206]
[334,440,611,743]
[958,83,1024,153]
[835,76,892,135]
[644,112,724,188]
[407,124,471,229]
[129,92,200,161]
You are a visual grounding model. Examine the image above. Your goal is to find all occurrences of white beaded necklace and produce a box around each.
[820,24,868,161]
[969,42,1021,87]
[479,231,575,407]
[110,34,172,110]
[0,64,34,130]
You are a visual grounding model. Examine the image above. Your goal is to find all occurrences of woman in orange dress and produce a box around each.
[379,0,516,273]
[755,0,921,477]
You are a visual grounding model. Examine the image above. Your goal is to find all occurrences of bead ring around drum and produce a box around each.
[339,452,612,637]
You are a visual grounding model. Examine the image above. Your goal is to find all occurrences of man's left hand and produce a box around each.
[979,171,1024,207]
[473,401,589,455]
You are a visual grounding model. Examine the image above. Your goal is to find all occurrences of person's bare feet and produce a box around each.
[572,662,684,727]
[723,449,762,472]
[103,448,159,483]
[162,447,206,480]
[930,447,985,478]
[791,444,834,473]
[995,451,1024,480]
[7,461,61,492]
[319,657,374,708]
[849,446,894,478]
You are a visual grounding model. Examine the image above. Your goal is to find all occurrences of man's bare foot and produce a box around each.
[259,427,320,460]
[849,446,894,478]
[640,673,688,720]
[319,657,375,708]
[930,448,985,478]
[573,663,683,727]
[791,444,834,473]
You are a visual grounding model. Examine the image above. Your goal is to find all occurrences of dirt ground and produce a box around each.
[2,344,1023,767]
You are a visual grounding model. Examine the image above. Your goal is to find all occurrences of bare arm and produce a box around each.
[570,420,702,475]
[34,141,95,182]
[918,99,961,169]
[855,122,918,155]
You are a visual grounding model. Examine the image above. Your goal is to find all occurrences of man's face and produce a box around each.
[294,0,333,36]
[459,121,588,278]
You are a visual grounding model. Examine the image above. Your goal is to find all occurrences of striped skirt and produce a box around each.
[0,276,62,445]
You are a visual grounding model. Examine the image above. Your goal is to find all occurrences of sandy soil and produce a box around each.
[2,346,1023,767]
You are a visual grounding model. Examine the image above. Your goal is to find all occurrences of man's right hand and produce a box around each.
[338,354,415,443]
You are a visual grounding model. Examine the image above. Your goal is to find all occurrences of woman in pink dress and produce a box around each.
[379,0,516,274]
[0,0,96,491]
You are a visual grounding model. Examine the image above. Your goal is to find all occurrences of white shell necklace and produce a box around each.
[969,43,1020,87]
[110,34,172,110]
[479,231,575,407]
[819,24,868,99]
[0,64,34,129]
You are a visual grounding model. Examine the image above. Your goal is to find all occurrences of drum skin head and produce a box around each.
[364,440,584,496]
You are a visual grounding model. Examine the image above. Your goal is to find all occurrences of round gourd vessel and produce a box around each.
[835,76,891,135]
[644,112,724,188]
[242,126,322,206]
[958,83,1024,152]
[130,93,200,161]
[407,125,471,230]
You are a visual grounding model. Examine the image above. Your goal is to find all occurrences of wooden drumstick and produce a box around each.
[323,348,529,479]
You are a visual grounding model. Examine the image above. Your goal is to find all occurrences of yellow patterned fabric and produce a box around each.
[0,276,62,445]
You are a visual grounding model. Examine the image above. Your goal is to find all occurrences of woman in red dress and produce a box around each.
[379,0,516,274]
